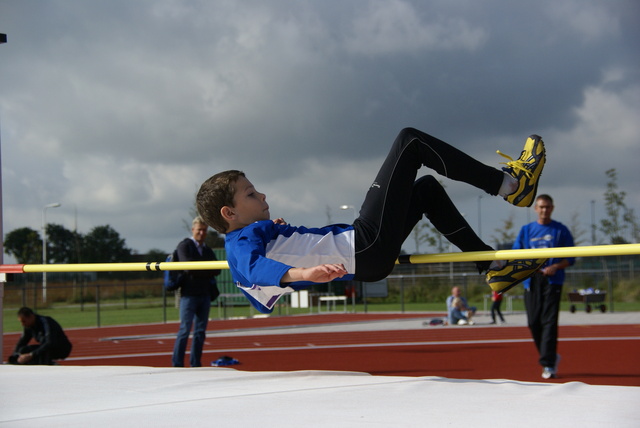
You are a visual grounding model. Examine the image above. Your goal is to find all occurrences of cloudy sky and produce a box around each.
[1,0,638,263]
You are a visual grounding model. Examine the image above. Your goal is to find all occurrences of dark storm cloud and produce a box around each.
[0,0,637,256]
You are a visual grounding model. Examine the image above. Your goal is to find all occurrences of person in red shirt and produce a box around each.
[490,290,505,324]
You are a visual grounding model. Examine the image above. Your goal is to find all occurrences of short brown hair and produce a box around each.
[196,170,245,233]
[536,194,554,205]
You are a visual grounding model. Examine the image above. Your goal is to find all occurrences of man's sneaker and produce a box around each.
[485,258,547,293]
[542,366,556,379]
[498,135,546,207]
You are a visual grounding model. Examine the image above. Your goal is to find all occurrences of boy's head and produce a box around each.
[197,170,271,234]
[197,170,245,234]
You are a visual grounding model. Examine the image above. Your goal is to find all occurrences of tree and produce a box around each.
[568,211,587,246]
[146,248,169,261]
[205,231,225,249]
[325,204,333,225]
[82,225,133,263]
[410,179,449,254]
[491,212,517,249]
[623,207,639,243]
[411,219,439,253]
[4,227,41,264]
[46,223,81,264]
[600,168,630,244]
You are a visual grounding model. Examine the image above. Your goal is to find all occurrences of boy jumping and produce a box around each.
[196,128,546,313]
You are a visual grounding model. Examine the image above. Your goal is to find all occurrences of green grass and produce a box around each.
[3,304,179,333]
[3,299,639,333]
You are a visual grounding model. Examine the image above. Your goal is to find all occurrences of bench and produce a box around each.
[216,293,250,319]
[483,294,522,314]
[318,295,348,313]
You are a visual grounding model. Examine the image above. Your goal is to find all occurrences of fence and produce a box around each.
[384,256,639,312]
[2,254,638,330]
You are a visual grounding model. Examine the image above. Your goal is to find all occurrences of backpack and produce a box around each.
[163,250,182,292]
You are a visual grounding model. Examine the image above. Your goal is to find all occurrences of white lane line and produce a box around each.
[65,336,640,362]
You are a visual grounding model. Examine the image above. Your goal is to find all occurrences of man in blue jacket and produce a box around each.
[513,194,574,379]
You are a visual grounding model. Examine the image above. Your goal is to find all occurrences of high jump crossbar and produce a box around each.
[0,243,638,275]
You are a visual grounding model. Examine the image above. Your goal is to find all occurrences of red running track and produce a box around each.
[3,313,639,386]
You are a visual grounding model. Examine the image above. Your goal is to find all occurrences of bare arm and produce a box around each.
[281,264,348,284]
[269,219,347,284]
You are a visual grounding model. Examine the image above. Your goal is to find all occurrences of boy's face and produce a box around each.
[228,176,270,228]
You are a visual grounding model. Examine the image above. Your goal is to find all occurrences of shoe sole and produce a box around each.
[508,135,546,207]
[524,140,545,208]
[487,259,547,294]
[494,275,529,294]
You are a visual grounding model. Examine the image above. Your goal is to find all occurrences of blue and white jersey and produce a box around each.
[513,220,575,288]
[225,220,355,313]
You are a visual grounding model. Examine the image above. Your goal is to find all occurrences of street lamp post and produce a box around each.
[339,205,357,220]
[42,202,61,303]
[339,205,358,311]
[591,200,596,245]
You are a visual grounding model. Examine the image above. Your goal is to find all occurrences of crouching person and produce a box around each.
[8,307,72,365]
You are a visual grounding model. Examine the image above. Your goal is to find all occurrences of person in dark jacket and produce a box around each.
[171,216,221,367]
[8,307,72,365]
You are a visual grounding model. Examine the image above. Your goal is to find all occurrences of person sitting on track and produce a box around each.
[446,286,477,325]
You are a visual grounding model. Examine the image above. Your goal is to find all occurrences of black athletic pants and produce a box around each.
[524,273,562,368]
[9,343,72,365]
[353,127,505,281]
[491,300,505,323]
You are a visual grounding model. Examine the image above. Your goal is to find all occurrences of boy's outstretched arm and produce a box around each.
[281,264,348,284]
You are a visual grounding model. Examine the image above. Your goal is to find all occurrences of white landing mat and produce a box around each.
[1,365,638,427]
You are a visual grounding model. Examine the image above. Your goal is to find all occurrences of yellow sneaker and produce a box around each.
[498,135,546,207]
[486,258,547,293]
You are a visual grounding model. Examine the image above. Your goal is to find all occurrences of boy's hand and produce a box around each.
[282,264,348,284]
[273,218,287,225]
